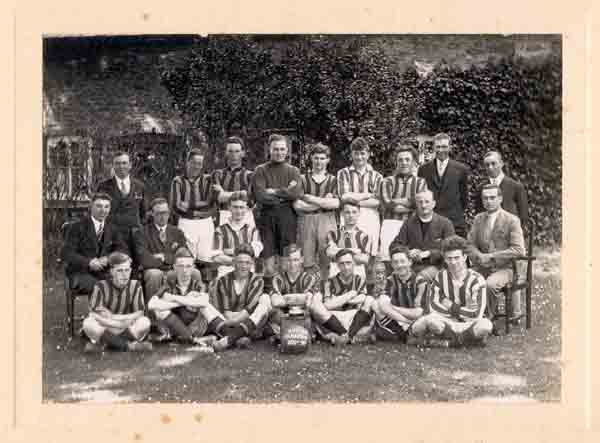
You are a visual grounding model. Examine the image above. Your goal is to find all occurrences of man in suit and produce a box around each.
[96,151,149,265]
[389,189,455,281]
[140,197,202,301]
[477,151,528,224]
[418,133,471,237]
[468,184,526,322]
[61,192,127,293]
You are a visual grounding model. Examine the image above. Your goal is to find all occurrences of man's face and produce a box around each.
[113,154,131,179]
[230,199,248,222]
[396,151,414,175]
[337,254,355,277]
[152,202,170,227]
[311,153,329,172]
[415,193,435,218]
[391,252,412,276]
[351,149,369,169]
[286,251,304,274]
[174,257,195,285]
[484,154,503,179]
[374,264,387,286]
[225,143,244,166]
[110,260,132,289]
[90,198,111,222]
[233,253,254,277]
[187,154,204,177]
[342,204,360,227]
[482,188,502,212]
[434,139,451,161]
[270,140,288,163]
[444,249,467,275]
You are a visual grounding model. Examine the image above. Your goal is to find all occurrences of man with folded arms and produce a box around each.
[310,249,376,345]
[82,252,152,352]
[389,189,455,281]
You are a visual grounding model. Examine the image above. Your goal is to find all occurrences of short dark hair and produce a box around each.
[112,151,130,161]
[481,183,503,196]
[90,192,112,204]
[234,243,255,259]
[229,191,249,204]
[108,251,131,267]
[394,145,418,162]
[350,137,370,152]
[187,148,204,162]
[441,235,468,255]
[433,133,451,145]
[342,202,360,210]
[174,247,194,261]
[335,248,355,262]
[268,134,287,146]
[283,244,302,258]
[389,245,411,260]
[225,136,245,151]
[310,142,331,157]
[150,197,169,210]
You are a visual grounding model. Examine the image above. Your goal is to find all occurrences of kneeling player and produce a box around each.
[372,246,428,343]
[269,244,319,342]
[210,243,272,351]
[82,252,152,352]
[411,235,493,347]
[310,249,375,345]
[147,248,218,348]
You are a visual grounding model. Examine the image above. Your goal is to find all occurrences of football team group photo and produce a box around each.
[42,34,562,403]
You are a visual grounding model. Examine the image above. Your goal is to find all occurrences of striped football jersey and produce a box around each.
[430,268,487,320]
[380,174,427,220]
[213,272,264,315]
[89,279,145,314]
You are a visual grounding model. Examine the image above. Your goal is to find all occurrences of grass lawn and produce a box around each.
[42,249,561,403]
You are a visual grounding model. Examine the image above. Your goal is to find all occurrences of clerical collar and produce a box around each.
[418,215,433,223]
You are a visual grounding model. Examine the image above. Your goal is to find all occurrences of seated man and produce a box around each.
[141,197,201,302]
[411,235,493,347]
[147,248,218,349]
[372,246,428,343]
[62,192,127,293]
[211,192,263,278]
[269,244,319,341]
[310,249,376,345]
[325,203,371,279]
[389,189,455,281]
[467,184,525,322]
[210,243,273,351]
[82,252,152,352]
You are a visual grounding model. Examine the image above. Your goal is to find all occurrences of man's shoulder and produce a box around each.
[96,177,114,188]
[432,212,453,226]
[131,177,145,187]
[449,159,469,172]
[501,175,524,189]
[498,208,521,226]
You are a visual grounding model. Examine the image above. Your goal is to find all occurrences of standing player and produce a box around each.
[169,148,217,262]
[210,244,273,351]
[310,249,376,345]
[212,136,255,227]
[372,246,428,342]
[268,244,320,341]
[293,143,340,278]
[147,248,219,348]
[379,144,427,261]
[82,252,152,352]
[337,137,383,256]
[211,192,263,278]
[96,151,149,266]
[411,235,493,347]
[326,203,371,279]
[253,134,304,290]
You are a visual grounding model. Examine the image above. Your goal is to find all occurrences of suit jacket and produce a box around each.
[140,224,188,271]
[476,175,528,222]
[467,208,525,270]
[96,176,149,229]
[389,212,455,267]
[61,216,126,276]
[418,159,470,229]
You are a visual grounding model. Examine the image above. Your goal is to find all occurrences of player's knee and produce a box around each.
[410,317,427,337]
[426,316,444,335]
[361,295,375,311]
[474,318,493,337]
[82,316,103,339]
[154,308,171,321]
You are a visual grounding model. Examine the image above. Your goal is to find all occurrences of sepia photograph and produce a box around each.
[42,33,562,404]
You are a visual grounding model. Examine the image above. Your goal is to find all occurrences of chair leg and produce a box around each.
[69,294,75,339]
[505,289,511,334]
[526,287,532,329]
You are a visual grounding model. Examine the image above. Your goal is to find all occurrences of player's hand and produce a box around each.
[223,248,234,256]
[325,193,334,198]
[419,250,431,260]
[480,253,493,266]
[351,293,366,304]
[212,184,224,193]
[408,249,421,261]
[180,202,189,211]
[153,253,165,262]
[288,180,297,188]
[89,258,104,272]
[265,188,276,194]
[442,299,452,309]
[345,290,358,301]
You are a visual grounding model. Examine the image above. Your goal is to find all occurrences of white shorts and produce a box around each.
[379,219,405,260]
[178,217,215,262]
[340,207,380,255]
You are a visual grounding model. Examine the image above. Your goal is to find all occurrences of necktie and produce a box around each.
[483,214,494,246]
[159,228,166,244]
[119,179,129,195]
[97,223,104,242]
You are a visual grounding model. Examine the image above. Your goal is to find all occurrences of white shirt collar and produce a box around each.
[418,214,434,223]
[486,208,501,226]
[490,172,505,186]
[437,158,449,168]
[91,216,103,233]
[155,224,167,233]
[349,164,374,174]
[227,221,249,232]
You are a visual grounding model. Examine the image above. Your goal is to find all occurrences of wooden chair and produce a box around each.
[498,219,536,334]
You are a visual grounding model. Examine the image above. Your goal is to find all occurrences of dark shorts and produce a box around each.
[172,306,199,326]
[257,205,298,259]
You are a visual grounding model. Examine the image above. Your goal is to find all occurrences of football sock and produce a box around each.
[347,310,372,338]
[323,315,347,335]
[164,313,193,342]
[101,331,130,351]
[208,317,226,336]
